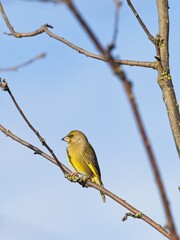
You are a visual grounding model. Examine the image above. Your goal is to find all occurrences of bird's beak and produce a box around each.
[61,136,69,142]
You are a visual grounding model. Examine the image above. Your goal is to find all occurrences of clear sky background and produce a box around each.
[0,1,180,240]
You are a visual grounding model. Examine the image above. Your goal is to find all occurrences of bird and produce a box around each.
[62,130,106,202]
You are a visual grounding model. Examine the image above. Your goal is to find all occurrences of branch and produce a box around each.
[156,1,179,239]
[126,0,180,159]
[126,1,179,239]
[0,2,156,69]
[0,53,46,72]
[107,0,121,52]
[0,78,65,174]
[126,0,155,43]
[0,124,64,168]
[42,25,157,69]
[156,0,180,159]
[0,2,52,37]
[112,0,121,45]
[0,123,170,239]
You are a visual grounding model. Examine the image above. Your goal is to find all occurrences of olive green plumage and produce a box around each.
[62,130,106,202]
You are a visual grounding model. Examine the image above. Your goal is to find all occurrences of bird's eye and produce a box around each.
[69,134,73,138]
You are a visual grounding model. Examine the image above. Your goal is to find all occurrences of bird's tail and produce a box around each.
[92,176,106,203]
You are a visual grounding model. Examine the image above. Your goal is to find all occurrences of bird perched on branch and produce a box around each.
[62,130,106,202]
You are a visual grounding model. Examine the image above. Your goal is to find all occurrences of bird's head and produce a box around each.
[61,130,88,145]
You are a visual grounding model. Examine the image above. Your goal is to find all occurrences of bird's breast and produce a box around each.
[66,144,93,177]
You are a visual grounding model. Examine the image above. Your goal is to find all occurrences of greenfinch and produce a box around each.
[62,130,106,202]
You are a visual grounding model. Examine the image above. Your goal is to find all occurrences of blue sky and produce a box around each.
[0,1,180,240]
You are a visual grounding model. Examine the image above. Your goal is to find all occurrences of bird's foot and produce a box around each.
[64,173,89,188]
[78,176,89,188]
[64,172,79,182]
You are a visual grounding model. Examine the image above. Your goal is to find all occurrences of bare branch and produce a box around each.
[126,0,180,161]
[0,53,46,72]
[6,23,53,38]
[42,26,157,69]
[0,78,65,174]
[156,0,180,162]
[0,1,16,35]
[112,0,121,45]
[0,3,156,69]
[156,1,169,70]
[0,124,63,167]
[156,1,179,239]
[0,123,170,239]
[107,0,121,52]
[116,59,156,69]
[0,2,53,37]
[126,0,179,239]
[126,0,155,43]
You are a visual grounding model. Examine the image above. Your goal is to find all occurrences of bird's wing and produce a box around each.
[80,143,101,179]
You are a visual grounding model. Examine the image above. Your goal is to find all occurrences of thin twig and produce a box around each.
[0,123,170,239]
[107,0,121,52]
[112,0,121,44]
[0,78,65,174]
[0,53,46,72]
[126,0,155,43]
[0,1,16,35]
